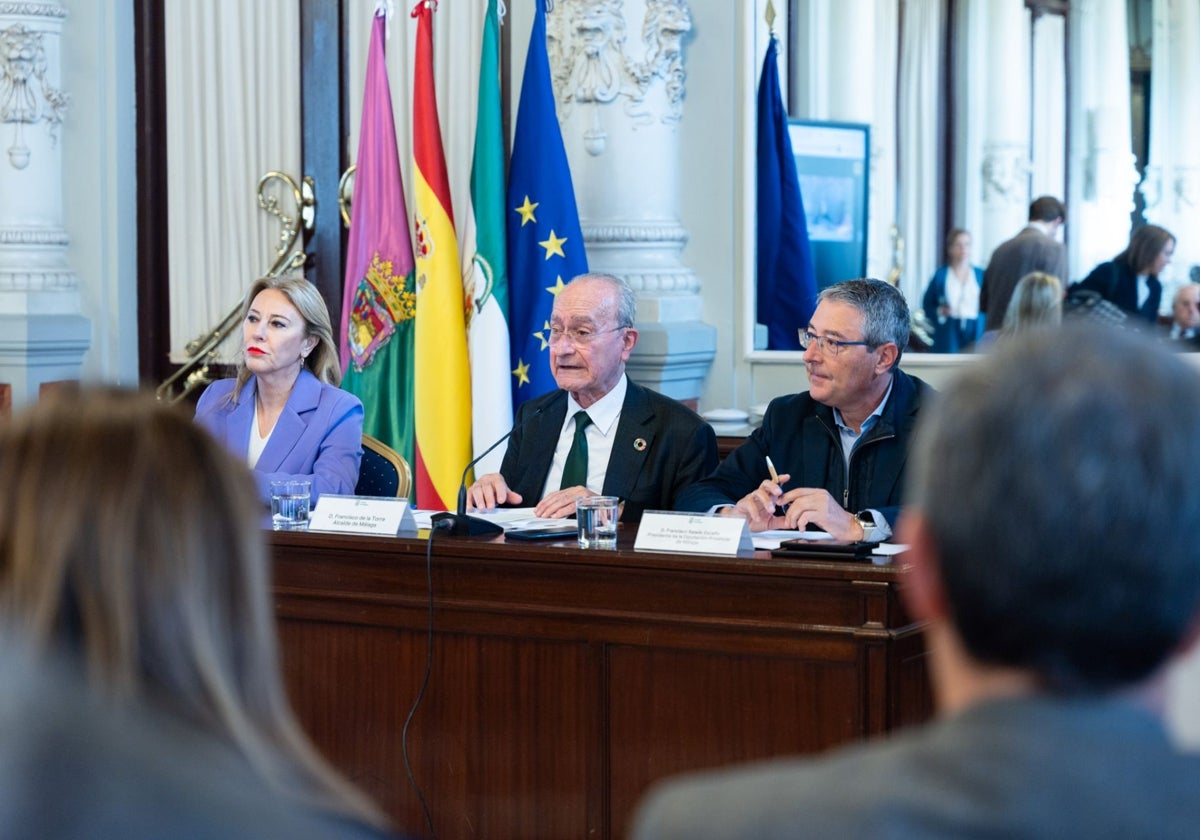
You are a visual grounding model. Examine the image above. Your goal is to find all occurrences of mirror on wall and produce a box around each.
[749,0,1180,358]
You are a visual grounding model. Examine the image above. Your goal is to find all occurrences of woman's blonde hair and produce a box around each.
[0,388,383,827]
[1003,271,1063,334]
[232,275,341,403]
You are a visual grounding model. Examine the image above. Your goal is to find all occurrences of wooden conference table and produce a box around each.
[272,528,931,840]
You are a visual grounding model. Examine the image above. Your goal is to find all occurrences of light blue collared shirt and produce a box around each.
[831,379,894,539]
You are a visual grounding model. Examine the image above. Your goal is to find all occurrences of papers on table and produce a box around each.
[751,529,832,550]
[411,507,566,532]
[751,529,908,564]
[405,509,909,560]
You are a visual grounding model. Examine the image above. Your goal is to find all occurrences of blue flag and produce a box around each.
[506,2,588,410]
[756,36,816,350]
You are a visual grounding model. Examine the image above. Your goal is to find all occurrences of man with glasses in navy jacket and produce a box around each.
[676,278,933,539]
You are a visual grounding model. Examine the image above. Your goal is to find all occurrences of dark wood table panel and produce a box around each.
[607,647,862,838]
[272,531,931,839]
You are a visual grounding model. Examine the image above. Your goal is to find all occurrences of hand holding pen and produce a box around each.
[761,456,862,538]
[725,455,792,532]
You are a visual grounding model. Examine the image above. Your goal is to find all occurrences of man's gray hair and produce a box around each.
[570,272,637,328]
[907,324,1200,693]
[816,278,909,367]
[1173,282,1200,305]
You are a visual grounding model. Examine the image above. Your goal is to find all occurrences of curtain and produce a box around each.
[164,1,301,361]
[164,0,490,363]
[896,0,940,306]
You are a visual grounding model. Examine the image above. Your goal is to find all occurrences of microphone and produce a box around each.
[431,391,565,536]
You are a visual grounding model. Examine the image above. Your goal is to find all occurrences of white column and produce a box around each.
[1030,13,1066,200]
[1069,0,1137,285]
[975,0,1032,260]
[548,0,714,402]
[1144,0,1200,298]
[0,1,89,404]
[822,0,894,282]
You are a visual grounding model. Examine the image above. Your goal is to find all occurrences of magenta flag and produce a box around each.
[339,7,418,472]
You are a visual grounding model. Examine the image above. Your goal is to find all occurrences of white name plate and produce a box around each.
[309,495,416,536]
[635,511,753,556]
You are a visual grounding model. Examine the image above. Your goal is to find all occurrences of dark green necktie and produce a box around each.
[559,412,592,490]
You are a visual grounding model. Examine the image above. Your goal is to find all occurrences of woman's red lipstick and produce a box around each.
[246,347,266,356]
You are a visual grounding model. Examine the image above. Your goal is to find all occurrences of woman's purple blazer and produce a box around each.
[195,368,363,504]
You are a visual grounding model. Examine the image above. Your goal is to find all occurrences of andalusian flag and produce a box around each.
[464,0,512,475]
[507,1,588,411]
[340,4,416,481]
[411,0,471,510]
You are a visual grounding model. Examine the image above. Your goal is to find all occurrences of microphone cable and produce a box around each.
[401,517,453,840]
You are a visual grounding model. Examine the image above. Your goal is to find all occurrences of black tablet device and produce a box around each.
[771,539,880,561]
[505,526,579,541]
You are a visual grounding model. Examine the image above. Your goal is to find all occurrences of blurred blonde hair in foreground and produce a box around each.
[0,387,384,829]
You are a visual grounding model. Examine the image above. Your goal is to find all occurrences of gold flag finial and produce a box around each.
[765,0,776,34]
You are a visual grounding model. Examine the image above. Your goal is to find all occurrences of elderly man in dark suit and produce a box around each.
[979,195,1067,330]
[466,273,717,523]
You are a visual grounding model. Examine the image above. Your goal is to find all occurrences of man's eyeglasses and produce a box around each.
[797,330,875,356]
[548,325,627,346]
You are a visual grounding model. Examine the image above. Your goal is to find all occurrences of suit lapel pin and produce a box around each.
[633,438,647,451]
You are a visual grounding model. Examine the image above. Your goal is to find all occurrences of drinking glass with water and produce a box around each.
[576,496,619,549]
[271,479,311,530]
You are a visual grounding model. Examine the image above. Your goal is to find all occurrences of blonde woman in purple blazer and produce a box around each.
[195,276,363,505]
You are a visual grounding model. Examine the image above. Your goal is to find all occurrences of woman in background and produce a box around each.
[1072,224,1175,326]
[922,228,984,352]
[195,275,362,504]
[0,388,389,835]
[1002,271,1063,335]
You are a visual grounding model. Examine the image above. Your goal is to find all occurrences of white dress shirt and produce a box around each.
[541,374,627,497]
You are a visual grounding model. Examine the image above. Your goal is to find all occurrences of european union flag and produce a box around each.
[506,2,588,410]
[756,35,816,350]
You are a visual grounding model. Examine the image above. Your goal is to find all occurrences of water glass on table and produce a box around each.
[271,479,311,531]
[576,495,619,549]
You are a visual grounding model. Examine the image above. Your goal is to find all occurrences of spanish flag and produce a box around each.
[411,0,471,510]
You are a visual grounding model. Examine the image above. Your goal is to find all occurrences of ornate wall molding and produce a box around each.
[0,268,77,291]
[548,0,692,151]
[0,225,68,245]
[0,21,70,169]
[582,220,688,245]
[622,268,700,294]
[0,3,67,17]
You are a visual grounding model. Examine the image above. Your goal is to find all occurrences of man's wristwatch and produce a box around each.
[853,511,877,542]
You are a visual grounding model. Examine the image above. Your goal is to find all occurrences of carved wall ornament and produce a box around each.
[0,22,69,169]
[980,148,1032,203]
[548,0,692,154]
[1174,166,1198,213]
